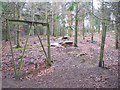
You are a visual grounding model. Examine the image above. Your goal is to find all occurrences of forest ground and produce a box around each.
[2,31,119,88]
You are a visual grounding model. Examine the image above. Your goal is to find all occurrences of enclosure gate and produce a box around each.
[7,19,52,79]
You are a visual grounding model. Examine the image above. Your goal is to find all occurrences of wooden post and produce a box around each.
[17,24,32,77]
[33,24,48,60]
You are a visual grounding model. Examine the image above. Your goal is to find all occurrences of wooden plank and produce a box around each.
[13,44,48,51]
[7,19,48,26]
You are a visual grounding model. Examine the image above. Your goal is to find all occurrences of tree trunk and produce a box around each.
[62,24,65,37]
[82,14,85,40]
[44,2,48,36]
[74,4,78,47]
[115,2,119,49]
[51,7,54,36]
[5,19,9,41]
[91,0,94,41]
[115,23,119,49]
[16,11,21,48]
[46,3,51,66]
[99,1,106,67]
[47,24,51,66]
[98,19,100,33]
[16,30,20,48]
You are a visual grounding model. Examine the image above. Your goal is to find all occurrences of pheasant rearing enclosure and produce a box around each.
[1,1,120,88]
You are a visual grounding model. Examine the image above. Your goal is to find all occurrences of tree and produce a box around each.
[112,2,119,49]
[91,0,94,41]
[66,2,79,47]
[16,3,21,48]
[74,2,79,47]
[0,1,2,68]
[61,3,66,37]
[82,5,85,40]
[14,2,25,48]
[2,2,12,41]
[99,1,107,67]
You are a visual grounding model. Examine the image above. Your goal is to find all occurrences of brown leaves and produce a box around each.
[90,75,109,83]
[37,66,54,77]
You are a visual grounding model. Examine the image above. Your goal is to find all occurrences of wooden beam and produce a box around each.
[7,19,48,26]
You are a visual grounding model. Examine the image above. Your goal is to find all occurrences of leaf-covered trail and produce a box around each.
[2,32,118,88]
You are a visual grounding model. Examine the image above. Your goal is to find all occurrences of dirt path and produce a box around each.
[2,32,118,88]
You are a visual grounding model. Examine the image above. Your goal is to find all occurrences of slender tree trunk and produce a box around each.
[13,5,16,45]
[115,2,119,49]
[16,30,20,47]
[82,14,85,40]
[0,3,2,68]
[46,3,52,66]
[74,3,78,47]
[30,4,35,36]
[51,6,54,36]
[62,24,65,37]
[53,18,56,37]
[57,19,59,36]
[44,2,48,36]
[99,26,107,67]
[5,19,9,41]
[98,19,100,33]
[91,0,94,41]
[16,7,21,48]
[62,4,65,37]
[99,1,106,67]
[115,24,119,49]
[47,24,51,66]
[54,18,57,37]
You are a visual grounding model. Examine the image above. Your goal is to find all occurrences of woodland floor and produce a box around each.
[2,31,119,88]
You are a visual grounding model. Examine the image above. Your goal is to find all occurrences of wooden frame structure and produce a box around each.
[7,19,51,79]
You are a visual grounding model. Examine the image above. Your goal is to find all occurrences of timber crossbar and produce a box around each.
[7,19,48,26]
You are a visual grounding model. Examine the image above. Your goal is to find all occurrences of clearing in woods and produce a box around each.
[2,32,118,88]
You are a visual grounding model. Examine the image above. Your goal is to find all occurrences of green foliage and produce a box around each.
[67,2,78,11]
[62,20,66,24]
[91,40,97,43]
[0,2,2,13]
[2,2,12,15]
[56,16,60,20]
[66,26,73,31]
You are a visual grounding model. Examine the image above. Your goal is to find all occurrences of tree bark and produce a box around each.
[115,23,119,49]
[115,2,119,49]
[5,19,9,41]
[16,8,21,48]
[91,0,94,41]
[99,1,106,67]
[82,13,85,40]
[98,19,100,33]
[47,24,52,66]
[74,3,78,47]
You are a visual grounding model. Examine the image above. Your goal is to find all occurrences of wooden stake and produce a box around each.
[17,24,33,77]
[33,24,48,60]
